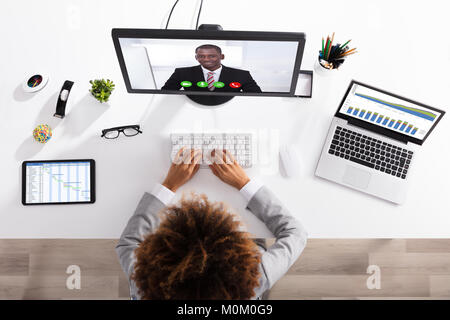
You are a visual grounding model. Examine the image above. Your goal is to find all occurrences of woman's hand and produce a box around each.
[208,149,250,190]
[162,148,202,192]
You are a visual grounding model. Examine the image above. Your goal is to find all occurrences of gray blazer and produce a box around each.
[115,186,308,300]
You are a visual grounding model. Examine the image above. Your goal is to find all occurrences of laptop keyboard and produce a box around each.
[328,126,414,179]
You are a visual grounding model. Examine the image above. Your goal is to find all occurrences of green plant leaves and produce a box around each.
[89,79,115,103]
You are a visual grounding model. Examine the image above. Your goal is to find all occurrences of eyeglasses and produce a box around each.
[101,125,143,139]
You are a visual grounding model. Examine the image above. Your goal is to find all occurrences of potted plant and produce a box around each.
[89,79,115,103]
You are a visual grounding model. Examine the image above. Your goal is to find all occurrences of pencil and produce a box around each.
[339,48,356,57]
[321,37,324,57]
[331,45,341,60]
[328,45,335,60]
[327,32,335,60]
[324,36,330,60]
[345,48,356,54]
[332,44,343,59]
[340,39,351,49]
[326,40,332,60]
[341,51,358,57]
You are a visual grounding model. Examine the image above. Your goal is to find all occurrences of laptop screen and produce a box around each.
[338,82,443,141]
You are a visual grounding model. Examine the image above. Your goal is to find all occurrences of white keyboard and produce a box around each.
[170,133,253,168]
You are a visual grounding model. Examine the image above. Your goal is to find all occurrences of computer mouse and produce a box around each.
[279,145,301,178]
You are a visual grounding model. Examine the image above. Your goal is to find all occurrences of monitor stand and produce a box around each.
[187,95,234,106]
[187,24,234,107]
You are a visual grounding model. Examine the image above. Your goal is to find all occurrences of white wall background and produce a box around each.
[0,0,449,238]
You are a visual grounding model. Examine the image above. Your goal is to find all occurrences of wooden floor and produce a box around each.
[1,239,450,299]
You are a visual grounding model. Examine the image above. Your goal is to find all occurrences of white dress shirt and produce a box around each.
[150,179,264,206]
[200,65,222,83]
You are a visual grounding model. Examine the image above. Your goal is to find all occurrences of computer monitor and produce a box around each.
[112,28,306,104]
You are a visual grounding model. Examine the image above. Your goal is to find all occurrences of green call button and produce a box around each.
[196,81,208,88]
[180,81,192,87]
[213,81,225,88]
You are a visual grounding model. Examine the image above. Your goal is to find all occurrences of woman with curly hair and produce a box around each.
[116,149,307,300]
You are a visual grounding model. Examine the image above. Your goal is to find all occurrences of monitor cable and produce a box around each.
[166,0,204,30]
[195,0,204,30]
[165,0,180,29]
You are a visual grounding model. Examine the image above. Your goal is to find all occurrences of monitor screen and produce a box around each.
[112,29,306,97]
[337,82,445,144]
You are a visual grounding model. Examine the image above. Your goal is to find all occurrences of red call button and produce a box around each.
[229,82,241,89]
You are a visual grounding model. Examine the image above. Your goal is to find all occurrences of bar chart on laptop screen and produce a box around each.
[25,162,91,204]
[339,84,441,140]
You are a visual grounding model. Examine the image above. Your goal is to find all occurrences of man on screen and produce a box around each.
[161,44,262,93]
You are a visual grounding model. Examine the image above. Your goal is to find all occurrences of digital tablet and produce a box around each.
[22,159,96,205]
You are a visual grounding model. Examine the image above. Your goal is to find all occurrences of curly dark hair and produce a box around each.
[132,194,262,300]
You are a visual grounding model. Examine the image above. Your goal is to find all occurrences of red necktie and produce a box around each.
[207,72,215,91]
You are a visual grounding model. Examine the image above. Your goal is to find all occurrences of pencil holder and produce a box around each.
[317,34,356,76]
[314,56,338,76]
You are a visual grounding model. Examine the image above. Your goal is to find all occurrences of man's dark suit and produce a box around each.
[161,65,262,93]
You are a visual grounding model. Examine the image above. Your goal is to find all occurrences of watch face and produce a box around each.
[27,75,43,88]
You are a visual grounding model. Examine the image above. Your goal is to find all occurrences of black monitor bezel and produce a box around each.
[22,159,96,206]
[111,28,306,97]
[335,80,445,145]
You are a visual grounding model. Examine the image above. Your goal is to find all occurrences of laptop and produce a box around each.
[315,80,445,204]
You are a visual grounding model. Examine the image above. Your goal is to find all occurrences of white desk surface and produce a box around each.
[1,0,449,238]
